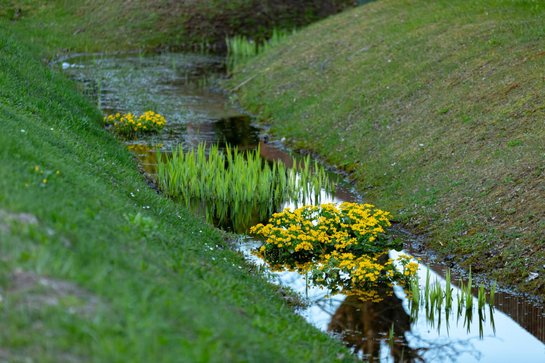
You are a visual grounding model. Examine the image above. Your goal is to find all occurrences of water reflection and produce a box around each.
[191,199,277,233]
[126,115,259,175]
[329,291,419,362]
[239,234,545,362]
[182,115,259,149]
[64,53,240,122]
[213,115,259,149]
[327,290,491,362]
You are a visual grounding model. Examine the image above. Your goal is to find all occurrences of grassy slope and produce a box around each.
[232,0,545,296]
[0,23,354,363]
[0,0,353,54]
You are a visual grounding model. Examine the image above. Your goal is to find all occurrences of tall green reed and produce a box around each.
[226,29,295,70]
[156,142,334,231]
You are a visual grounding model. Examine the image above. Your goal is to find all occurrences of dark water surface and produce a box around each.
[62,53,545,362]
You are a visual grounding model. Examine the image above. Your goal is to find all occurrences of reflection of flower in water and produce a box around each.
[327,289,484,363]
[328,290,420,362]
[346,288,391,303]
[127,143,162,154]
[127,143,163,176]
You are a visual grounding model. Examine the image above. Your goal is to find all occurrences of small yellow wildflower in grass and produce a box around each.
[32,164,61,187]
[103,111,166,138]
[250,202,419,294]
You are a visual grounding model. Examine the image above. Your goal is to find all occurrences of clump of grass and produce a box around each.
[156,142,333,231]
[227,35,258,60]
[424,268,431,309]
[445,268,453,313]
[478,284,486,310]
[409,277,420,320]
[489,281,496,308]
[226,28,294,70]
[465,270,473,312]
[388,323,395,348]
[261,28,295,52]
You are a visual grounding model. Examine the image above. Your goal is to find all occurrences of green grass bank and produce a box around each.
[231,0,545,297]
[0,19,356,363]
[0,0,353,54]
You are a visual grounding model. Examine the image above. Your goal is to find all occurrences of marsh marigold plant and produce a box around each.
[250,202,418,293]
[104,111,166,138]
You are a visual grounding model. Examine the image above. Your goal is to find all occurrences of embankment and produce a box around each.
[231,0,545,297]
[1,0,354,53]
[0,19,353,363]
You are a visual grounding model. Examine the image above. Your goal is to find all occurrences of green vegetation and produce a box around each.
[156,143,333,232]
[227,29,294,70]
[408,268,496,336]
[0,23,355,363]
[104,111,167,138]
[250,202,418,295]
[231,0,545,297]
[0,0,352,55]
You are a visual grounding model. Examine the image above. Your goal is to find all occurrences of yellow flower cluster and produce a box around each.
[396,253,420,276]
[103,111,166,137]
[250,202,394,262]
[250,203,418,294]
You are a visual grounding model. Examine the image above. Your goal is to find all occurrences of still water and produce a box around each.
[62,52,545,362]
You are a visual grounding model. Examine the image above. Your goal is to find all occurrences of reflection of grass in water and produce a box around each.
[156,142,334,231]
[408,268,497,337]
[198,197,277,233]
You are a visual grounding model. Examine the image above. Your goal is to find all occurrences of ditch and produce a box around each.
[61,52,545,362]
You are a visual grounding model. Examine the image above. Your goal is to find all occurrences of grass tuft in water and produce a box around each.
[156,142,333,231]
[489,281,497,308]
[227,28,294,70]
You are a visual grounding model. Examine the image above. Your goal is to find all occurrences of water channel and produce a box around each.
[61,52,545,362]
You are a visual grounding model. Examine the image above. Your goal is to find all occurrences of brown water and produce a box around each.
[62,52,545,362]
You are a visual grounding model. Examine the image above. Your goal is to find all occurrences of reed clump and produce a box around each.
[226,29,294,70]
[156,142,333,230]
